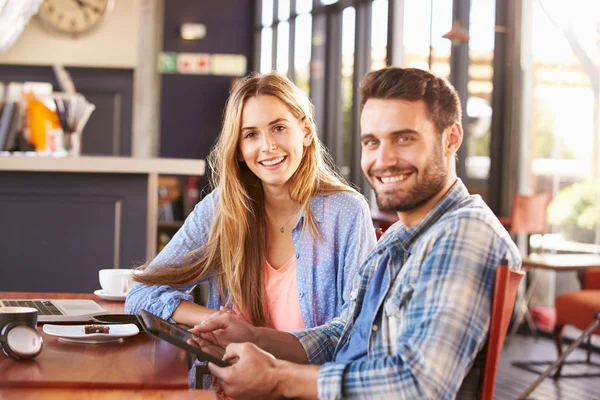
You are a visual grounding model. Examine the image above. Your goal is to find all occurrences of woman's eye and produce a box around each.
[274,125,286,132]
[243,131,256,139]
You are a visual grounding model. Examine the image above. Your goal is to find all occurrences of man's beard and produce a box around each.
[371,145,448,212]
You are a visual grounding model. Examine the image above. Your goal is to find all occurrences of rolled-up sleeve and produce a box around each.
[125,191,218,320]
[291,314,346,365]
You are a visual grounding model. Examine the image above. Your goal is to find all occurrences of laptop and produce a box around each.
[0,299,108,322]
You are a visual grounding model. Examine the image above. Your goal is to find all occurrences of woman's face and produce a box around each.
[238,95,312,191]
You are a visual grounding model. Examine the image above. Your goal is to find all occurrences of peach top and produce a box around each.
[264,256,305,331]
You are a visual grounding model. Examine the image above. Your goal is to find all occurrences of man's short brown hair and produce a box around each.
[360,67,462,134]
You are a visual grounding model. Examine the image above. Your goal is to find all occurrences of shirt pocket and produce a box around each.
[382,282,414,346]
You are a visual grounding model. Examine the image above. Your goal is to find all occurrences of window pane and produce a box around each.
[528,0,600,246]
[294,13,312,94]
[276,21,290,74]
[341,7,356,179]
[262,0,274,26]
[465,0,495,185]
[371,0,388,70]
[403,0,452,79]
[278,0,290,21]
[296,0,312,14]
[260,27,273,73]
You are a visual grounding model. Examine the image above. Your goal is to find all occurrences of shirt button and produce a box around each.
[299,292,305,298]
[372,324,379,332]
[296,253,300,259]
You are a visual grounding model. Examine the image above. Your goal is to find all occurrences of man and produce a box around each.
[191,67,521,399]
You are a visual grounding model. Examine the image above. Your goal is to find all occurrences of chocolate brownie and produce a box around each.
[84,324,110,334]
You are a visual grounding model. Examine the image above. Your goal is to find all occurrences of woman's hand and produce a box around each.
[189,307,258,348]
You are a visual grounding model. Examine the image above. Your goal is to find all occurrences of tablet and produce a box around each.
[137,309,229,367]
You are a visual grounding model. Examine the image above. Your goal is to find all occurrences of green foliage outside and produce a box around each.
[547,179,599,243]
[534,101,576,159]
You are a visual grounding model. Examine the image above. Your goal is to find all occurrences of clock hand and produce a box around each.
[72,0,103,14]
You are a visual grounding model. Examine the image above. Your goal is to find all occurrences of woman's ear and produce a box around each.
[302,117,314,147]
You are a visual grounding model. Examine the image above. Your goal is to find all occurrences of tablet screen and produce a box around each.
[138,309,229,367]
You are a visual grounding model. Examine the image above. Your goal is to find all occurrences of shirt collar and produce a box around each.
[296,195,325,227]
[384,179,469,251]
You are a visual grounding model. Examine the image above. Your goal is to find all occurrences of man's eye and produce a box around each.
[363,139,378,147]
[398,136,411,142]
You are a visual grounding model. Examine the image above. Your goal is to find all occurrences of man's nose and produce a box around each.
[374,142,397,167]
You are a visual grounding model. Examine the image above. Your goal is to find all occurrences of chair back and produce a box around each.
[584,267,600,290]
[509,193,549,235]
[479,263,525,400]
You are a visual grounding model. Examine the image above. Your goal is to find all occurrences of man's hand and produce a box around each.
[189,307,258,348]
[209,343,321,400]
[208,343,282,400]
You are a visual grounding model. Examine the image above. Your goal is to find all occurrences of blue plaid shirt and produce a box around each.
[292,180,521,399]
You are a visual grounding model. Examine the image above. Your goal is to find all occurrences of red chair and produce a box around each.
[479,263,525,400]
[552,267,600,377]
[503,193,550,340]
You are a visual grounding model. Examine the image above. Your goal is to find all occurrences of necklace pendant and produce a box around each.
[280,227,284,233]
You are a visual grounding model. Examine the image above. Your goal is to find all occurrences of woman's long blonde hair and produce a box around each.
[136,72,356,327]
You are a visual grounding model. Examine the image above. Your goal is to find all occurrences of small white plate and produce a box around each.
[94,289,127,302]
[42,324,139,344]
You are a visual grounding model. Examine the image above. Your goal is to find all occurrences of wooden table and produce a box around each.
[522,253,600,271]
[0,388,216,400]
[0,292,212,395]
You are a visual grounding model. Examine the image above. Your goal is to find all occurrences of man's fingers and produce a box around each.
[208,361,230,380]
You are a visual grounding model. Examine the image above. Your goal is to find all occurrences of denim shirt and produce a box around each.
[125,189,377,329]
[292,179,522,400]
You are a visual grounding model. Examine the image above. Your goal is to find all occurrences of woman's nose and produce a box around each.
[261,134,276,151]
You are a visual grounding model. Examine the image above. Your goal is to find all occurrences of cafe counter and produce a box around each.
[0,155,205,293]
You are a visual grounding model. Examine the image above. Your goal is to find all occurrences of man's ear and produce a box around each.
[302,117,314,147]
[443,122,463,156]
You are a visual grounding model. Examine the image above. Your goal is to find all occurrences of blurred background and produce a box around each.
[0,1,599,397]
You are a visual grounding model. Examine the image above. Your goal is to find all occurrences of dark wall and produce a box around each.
[0,65,133,156]
[160,0,255,160]
[0,171,148,293]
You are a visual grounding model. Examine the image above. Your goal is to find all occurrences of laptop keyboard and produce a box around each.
[2,300,64,316]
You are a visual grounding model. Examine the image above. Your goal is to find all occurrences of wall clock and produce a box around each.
[37,0,114,37]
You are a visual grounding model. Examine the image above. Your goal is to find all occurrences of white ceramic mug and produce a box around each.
[99,269,134,296]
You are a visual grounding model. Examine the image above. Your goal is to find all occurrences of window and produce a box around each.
[255,0,391,189]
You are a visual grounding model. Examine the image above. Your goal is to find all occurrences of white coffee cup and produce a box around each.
[99,269,135,296]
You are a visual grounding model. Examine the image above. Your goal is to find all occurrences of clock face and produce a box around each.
[38,0,114,36]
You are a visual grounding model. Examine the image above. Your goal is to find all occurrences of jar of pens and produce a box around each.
[49,93,95,156]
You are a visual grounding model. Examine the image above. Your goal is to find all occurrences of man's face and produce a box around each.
[360,98,448,212]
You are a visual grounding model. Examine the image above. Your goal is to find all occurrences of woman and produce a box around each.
[125,72,375,334]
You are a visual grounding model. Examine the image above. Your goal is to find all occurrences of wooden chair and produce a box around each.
[505,192,550,255]
[503,193,550,339]
[479,263,525,400]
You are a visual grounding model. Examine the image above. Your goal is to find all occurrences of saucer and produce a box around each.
[94,289,127,302]
[43,324,139,344]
